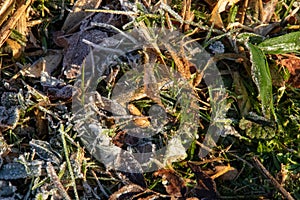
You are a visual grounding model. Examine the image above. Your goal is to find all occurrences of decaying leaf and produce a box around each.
[34,108,49,136]
[109,184,144,200]
[210,0,239,28]
[109,183,175,200]
[23,50,63,78]
[188,163,219,199]
[62,29,108,79]
[127,103,150,128]
[5,38,22,58]
[154,169,186,197]
[29,139,62,165]
[261,0,278,23]
[45,85,73,101]
[278,56,300,76]
[0,107,20,132]
[213,165,238,181]
[0,156,43,180]
[62,0,102,33]
[274,55,300,88]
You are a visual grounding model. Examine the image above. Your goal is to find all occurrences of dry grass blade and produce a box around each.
[0,0,32,48]
[262,0,278,23]
[0,0,14,27]
[60,124,80,200]
[181,0,193,32]
[239,0,249,24]
[0,0,14,17]
[46,162,72,200]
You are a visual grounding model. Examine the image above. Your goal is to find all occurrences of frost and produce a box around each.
[29,139,62,165]
[209,41,225,54]
[0,92,19,108]
[0,106,21,131]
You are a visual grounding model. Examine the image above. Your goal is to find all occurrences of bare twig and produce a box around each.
[252,156,295,200]
[91,169,110,198]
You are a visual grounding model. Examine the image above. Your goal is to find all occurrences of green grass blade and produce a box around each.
[247,43,274,119]
[258,31,300,54]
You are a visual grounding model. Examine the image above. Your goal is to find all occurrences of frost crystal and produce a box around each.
[209,41,225,54]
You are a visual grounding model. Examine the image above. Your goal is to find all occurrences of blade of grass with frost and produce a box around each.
[258,31,300,54]
[247,43,275,120]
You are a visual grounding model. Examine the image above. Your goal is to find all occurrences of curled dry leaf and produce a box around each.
[154,169,186,198]
[127,103,150,128]
[213,165,238,181]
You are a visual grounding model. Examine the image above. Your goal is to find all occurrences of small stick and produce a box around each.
[91,169,109,198]
[252,156,295,200]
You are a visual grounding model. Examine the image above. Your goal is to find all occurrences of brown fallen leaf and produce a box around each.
[5,38,22,58]
[261,0,278,23]
[34,108,49,136]
[109,184,144,200]
[109,183,172,200]
[213,165,238,181]
[279,57,300,75]
[188,162,219,199]
[276,55,300,88]
[154,169,186,198]
[210,0,240,28]
[112,130,139,148]
[21,50,62,78]
[127,103,150,128]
